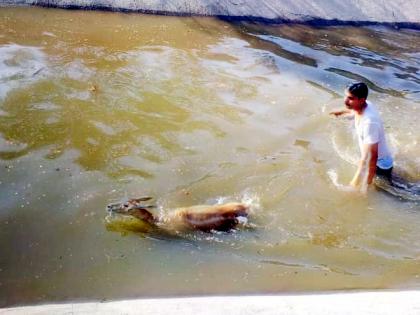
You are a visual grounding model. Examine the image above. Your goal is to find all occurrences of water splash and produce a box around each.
[327,169,359,193]
[240,189,261,215]
[331,132,358,165]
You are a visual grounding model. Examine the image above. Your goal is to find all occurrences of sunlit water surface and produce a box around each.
[0,6,419,307]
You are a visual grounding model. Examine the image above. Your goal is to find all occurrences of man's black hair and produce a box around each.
[347,82,368,99]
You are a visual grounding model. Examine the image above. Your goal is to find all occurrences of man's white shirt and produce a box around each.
[354,101,393,169]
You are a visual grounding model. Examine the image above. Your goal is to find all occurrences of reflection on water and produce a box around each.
[0,6,419,307]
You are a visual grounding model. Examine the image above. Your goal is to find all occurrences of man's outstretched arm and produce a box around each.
[329,109,353,117]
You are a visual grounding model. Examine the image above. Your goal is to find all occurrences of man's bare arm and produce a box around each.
[329,109,352,117]
[350,143,378,187]
[366,143,378,184]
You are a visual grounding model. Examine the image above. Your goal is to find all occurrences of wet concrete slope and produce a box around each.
[2,0,420,26]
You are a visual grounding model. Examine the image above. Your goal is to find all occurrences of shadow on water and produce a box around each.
[227,22,420,100]
[375,174,420,202]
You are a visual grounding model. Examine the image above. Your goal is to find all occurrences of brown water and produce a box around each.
[0,6,419,307]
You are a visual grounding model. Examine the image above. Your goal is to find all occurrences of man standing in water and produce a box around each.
[330,82,393,189]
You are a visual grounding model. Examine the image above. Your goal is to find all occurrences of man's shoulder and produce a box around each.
[364,101,381,121]
[366,101,377,112]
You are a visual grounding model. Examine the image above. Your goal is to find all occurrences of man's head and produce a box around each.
[344,82,368,111]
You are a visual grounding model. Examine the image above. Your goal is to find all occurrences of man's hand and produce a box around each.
[350,167,362,188]
[349,177,360,188]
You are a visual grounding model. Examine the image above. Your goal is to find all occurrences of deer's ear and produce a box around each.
[133,196,153,202]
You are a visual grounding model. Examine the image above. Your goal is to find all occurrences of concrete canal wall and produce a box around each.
[2,0,420,26]
[2,291,420,314]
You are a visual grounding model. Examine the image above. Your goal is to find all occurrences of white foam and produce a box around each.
[63,59,95,81]
[327,169,359,193]
[42,32,57,38]
[0,44,48,100]
[240,190,261,214]
[236,216,248,225]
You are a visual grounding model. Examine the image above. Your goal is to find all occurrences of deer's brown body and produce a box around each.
[107,197,249,232]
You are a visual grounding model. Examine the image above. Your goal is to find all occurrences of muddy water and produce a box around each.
[0,6,419,307]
